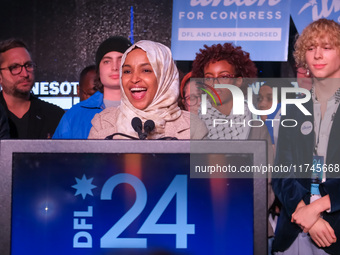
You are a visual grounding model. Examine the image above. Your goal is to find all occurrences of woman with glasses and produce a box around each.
[179,71,201,114]
[88,40,208,140]
[191,43,272,143]
[192,43,275,254]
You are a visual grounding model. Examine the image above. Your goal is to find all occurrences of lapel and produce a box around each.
[298,99,314,163]
[327,105,340,164]
[27,96,44,138]
[0,92,8,111]
[300,94,340,168]
[0,93,42,138]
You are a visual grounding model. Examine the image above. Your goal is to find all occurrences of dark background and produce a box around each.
[0,0,298,82]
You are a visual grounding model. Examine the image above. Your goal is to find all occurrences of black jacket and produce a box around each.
[0,102,9,139]
[273,100,340,254]
[0,92,64,139]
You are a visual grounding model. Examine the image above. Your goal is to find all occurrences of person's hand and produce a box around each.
[291,202,320,232]
[309,218,336,247]
[292,196,331,232]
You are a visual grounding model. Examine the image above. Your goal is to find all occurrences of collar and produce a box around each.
[0,91,36,108]
[312,86,340,104]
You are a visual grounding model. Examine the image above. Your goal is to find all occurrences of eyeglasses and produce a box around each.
[204,74,236,85]
[0,62,36,75]
[184,94,201,106]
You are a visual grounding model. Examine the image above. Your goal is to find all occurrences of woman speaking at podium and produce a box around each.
[88,40,207,140]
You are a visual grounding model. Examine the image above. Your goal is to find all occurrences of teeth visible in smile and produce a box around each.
[131,88,147,92]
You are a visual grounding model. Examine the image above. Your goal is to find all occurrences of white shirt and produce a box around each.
[311,87,340,204]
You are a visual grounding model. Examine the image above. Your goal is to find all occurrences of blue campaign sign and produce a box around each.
[171,0,291,61]
[10,152,254,255]
[291,0,340,34]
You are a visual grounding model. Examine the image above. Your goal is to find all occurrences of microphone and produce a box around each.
[105,117,154,140]
[131,117,142,133]
[131,117,147,140]
[144,120,155,135]
[131,117,145,139]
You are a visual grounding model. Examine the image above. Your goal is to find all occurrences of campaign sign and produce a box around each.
[171,0,291,61]
[291,0,340,34]
[11,152,254,255]
[32,81,80,110]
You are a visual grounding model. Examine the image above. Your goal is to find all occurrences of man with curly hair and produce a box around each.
[273,18,340,255]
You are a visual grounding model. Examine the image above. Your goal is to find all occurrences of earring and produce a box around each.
[306,69,310,77]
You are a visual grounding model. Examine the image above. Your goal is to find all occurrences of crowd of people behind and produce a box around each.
[0,18,340,255]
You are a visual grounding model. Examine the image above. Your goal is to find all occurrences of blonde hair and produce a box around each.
[294,19,340,68]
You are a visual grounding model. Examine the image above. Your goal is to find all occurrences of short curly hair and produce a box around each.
[294,18,340,68]
[191,43,257,79]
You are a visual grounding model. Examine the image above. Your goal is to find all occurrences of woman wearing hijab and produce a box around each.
[88,40,208,140]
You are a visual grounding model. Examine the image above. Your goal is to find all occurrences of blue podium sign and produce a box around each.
[0,140,267,255]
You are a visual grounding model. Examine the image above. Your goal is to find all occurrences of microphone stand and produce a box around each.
[105,133,139,140]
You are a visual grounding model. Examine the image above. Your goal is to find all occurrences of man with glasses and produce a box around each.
[0,38,64,138]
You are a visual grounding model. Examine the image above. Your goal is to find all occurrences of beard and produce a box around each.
[2,78,34,98]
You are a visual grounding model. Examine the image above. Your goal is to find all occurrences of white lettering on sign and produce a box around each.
[298,0,340,20]
[32,81,78,96]
[179,28,281,41]
[73,206,93,248]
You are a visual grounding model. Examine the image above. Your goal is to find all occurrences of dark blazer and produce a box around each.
[272,99,340,254]
[0,103,9,138]
[0,92,64,139]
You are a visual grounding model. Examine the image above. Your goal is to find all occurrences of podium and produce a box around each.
[0,140,267,255]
